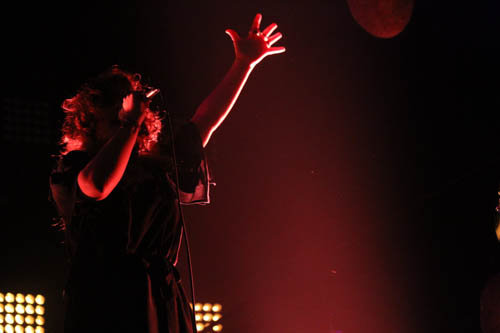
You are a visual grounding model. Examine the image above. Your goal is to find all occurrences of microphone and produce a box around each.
[145,88,160,99]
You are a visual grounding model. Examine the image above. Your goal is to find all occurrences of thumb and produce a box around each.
[225,29,240,42]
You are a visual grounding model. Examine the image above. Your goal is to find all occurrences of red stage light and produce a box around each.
[347,0,414,38]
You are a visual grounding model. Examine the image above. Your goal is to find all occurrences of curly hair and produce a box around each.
[58,66,163,155]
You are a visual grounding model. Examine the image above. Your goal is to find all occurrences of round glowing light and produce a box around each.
[5,294,14,304]
[496,221,500,241]
[14,315,23,325]
[212,314,221,321]
[201,303,211,312]
[15,305,24,314]
[202,313,212,322]
[346,0,414,39]
[25,327,34,333]
[24,296,34,305]
[5,305,14,314]
[25,306,34,315]
[0,313,4,323]
[0,304,4,313]
[25,316,34,325]
[196,323,205,332]
[14,325,23,333]
[35,327,44,333]
[194,303,202,312]
[195,314,202,321]
[15,295,24,304]
[5,324,14,333]
[35,317,44,326]
[5,314,14,324]
[34,307,44,316]
[0,293,4,302]
[211,303,222,312]
[213,324,223,332]
[34,296,44,306]
[0,324,3,333]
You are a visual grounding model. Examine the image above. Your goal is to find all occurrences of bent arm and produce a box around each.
[77,124,140,200]
[78,92,147,201]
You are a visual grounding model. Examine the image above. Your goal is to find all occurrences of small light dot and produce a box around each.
[35,316,44,326]
[5,294,14,304]
[15,295,24,304]
[213,324,223,332]
[15,314,24,324]
[5,314,14,324]
[34,296,44,306]
[15,305,24,315]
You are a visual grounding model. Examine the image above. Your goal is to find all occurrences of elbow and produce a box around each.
[77,172,110,201]
[190,118,211,148]
[190,116,206,135]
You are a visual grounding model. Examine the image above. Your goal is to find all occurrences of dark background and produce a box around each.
[2,1,499,332]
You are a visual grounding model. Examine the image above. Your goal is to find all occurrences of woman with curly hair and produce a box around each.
[49,13,285,333]
[58,67,164,156]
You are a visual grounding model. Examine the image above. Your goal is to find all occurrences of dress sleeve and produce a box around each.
[169,121,212,205]
[49,150,92,221]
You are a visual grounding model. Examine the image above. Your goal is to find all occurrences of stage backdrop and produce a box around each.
[2,1,499,332]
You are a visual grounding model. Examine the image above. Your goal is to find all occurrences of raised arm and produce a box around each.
[77,92,148,201]
[191,13,286,147]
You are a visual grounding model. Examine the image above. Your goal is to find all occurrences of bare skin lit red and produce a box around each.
[77,13,286,201]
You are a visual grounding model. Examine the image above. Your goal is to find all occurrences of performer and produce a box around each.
[49,13,285,333]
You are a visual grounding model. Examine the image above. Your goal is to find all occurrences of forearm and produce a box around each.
[77,124,140,200]
[191,59,254,147]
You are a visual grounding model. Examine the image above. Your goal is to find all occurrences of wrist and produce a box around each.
[233,57,255,71]
[119,117,141,132]
[119,109,145,131]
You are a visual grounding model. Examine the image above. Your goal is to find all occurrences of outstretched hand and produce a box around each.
[225,13,286,68]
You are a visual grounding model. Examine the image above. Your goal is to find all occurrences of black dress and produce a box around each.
[49,122,210,333]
